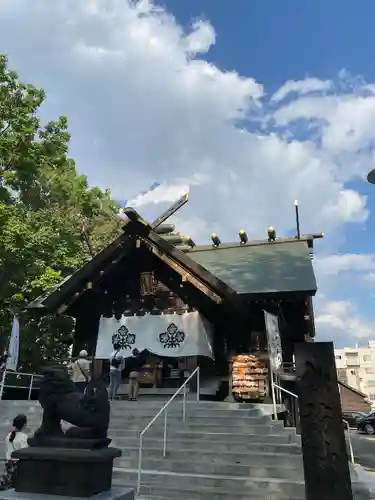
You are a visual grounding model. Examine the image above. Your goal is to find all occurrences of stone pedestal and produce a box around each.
[12,447,121,498]
[0,487,134,500]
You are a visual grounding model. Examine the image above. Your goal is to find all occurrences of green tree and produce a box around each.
[0,55,45,203]
[0,55,121,370]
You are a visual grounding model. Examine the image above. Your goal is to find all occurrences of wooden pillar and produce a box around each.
[295,342,353,500]
[72,292,102,358]
[281,328,294,363]
[186,356,198,392]
[92,359,104,379]
[306,296,316,338]
[212,324,228,376]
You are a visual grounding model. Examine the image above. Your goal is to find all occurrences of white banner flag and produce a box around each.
[264,311,282,371]
[95,310,214,360]
[6,315,20,372]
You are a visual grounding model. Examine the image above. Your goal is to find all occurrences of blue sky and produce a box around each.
[161,0,375,347]
[1,0,375,347]
[161,1,375,86]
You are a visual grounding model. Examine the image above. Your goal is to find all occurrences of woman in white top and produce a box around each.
[0,414,28,490]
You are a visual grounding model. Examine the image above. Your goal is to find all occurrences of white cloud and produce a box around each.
[314,253,375,278]
[312,254,375,346]
[313,251,375,347]
[271,77,333,103]
[365,272,375,284]
[316,300,375,342]
[127,181,190,207]
[0,0,371,244]
[273,90,375,164]
[184,19,216,54]
[320,189,368,224]
[1,0,375,346]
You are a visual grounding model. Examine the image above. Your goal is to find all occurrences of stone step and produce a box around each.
[0,409,274,422]
[108,430,300,445]
[0,411,280,424]
[114,424,286,434]
[0,451,304,481]
[0,401,282,421]
[0,429,300,448]
[0,426,296,443]
[111,469,307,498]
[116,438,301,455]
[116,456,304,479]
[110,407,273,416]
[0,414,276,427]
[110,411,274,421]
[110,407,282,418]
[138,492,301,500]
[0,439,302,456]
[109,405,274,415]
[0,400,282,413]
[137,486,304,500]
[115,447,304,467]
[137,482,372,500]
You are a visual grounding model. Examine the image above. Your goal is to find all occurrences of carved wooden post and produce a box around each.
[295,342,353,500]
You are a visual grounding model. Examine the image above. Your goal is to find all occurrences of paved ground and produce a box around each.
[350,431,375,470]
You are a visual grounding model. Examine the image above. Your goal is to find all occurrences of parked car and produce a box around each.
[357,411,375,435]
[342,411,367,428]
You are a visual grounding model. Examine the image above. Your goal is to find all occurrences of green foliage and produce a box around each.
[0,55,122,371]
[0,55,45,203]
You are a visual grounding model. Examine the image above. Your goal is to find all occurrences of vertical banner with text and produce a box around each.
[264,311,282,371]
[6,315,20,372]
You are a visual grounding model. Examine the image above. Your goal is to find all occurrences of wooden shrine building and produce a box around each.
[28,205,323,395]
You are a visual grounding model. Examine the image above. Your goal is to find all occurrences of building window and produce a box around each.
[335,355,342,360]
[366,368,374,374]
[367,380,375,388]
[364,355,372,362]
[346,352,359,366]
[350,370,356,375]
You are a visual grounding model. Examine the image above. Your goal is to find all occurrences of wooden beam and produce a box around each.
[150,245,222,304]
[28,234,135,313]
[295,342,353,500]
[125,221,238,300]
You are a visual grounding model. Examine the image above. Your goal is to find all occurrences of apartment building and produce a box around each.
[335,341,375,403]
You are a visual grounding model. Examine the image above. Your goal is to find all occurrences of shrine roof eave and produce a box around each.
[27,230,133,313]
[182,239,318,297]
[27,212,239,315]
[242,289,317,301]
[27,209,319,315]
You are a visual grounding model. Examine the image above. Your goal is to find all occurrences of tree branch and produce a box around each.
[0,123,10,137]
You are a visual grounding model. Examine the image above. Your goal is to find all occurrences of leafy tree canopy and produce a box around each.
[0,55,122,371]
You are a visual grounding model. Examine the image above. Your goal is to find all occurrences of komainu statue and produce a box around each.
[29,365,110,448]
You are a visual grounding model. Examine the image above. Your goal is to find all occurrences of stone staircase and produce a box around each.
[0,400,371,499]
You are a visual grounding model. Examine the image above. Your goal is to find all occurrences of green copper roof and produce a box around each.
[186,240,317,296]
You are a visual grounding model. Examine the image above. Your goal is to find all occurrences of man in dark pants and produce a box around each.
[127,349,147,401]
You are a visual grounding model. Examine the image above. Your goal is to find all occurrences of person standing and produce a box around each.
[108,343,124,401]
[0,351,7,372]
[127,349,147,401]
[68,350,91,393]
[0,414,28,490]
